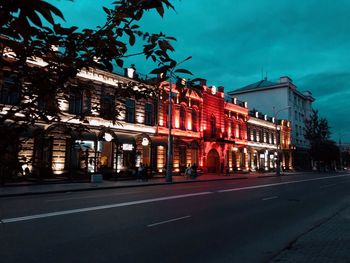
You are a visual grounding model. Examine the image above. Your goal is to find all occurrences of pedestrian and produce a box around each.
[137,163,144,181]
[185,164,191,179]
[190,163,197,179]
[142,165,148,181]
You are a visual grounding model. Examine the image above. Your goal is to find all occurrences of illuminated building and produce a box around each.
[247,110,292,171]
[155,81,203,174]
[1,64,293,178]
[228,76,314,169]
[201,84,249,173]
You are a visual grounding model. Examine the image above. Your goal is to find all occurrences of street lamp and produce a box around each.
[338,132,350,170]
[273,106,291,176]
[166,56,192,183]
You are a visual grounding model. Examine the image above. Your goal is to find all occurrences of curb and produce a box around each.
[0,172,302,198]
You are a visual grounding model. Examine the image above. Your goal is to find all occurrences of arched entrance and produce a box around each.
[207,149,220,173]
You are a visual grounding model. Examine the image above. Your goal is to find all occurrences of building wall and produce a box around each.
[1,64,295,177]
[229,77,314,164]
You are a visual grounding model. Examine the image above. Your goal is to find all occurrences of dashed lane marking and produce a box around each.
[147,215,191,227]
[262,196,279,201]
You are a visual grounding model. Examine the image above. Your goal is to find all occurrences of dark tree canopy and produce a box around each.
[0,0,201,182]
[304,110,339,170]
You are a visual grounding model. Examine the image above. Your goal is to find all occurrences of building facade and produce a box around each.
[1,67,293,179]
[228,76,314,170]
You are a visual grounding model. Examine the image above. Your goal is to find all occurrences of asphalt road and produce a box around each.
[1,172,350,263]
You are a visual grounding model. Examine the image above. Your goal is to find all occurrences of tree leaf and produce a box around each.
[174,69,193,75]
[103,6,111,15]
[156,6,164,17]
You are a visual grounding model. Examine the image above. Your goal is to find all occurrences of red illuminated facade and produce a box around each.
[155,81,292,175]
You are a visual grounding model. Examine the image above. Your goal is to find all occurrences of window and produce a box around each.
[180,106,186,130]
[224,116,229,133]
[253,130,257,141]
[0,73,20,105]
[239,123,244,139]
[144,103,154,125]
[231,121,235,138]
[164,105,169,128]
[210,115,216,138]
[100,95,115,119]
[69,92,83,115]
[192,110,197,132]
[125,99,135,123]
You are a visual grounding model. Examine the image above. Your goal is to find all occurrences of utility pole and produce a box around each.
[273,106,291,176]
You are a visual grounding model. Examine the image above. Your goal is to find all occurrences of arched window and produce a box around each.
[210,115,216,138]
[236,123,240,138]
[180,106,186,130]
[224,116,229,137]
[192,109,197,132]
[231,121,235,138]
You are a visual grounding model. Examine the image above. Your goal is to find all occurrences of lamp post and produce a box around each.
[165,56,192,183]
[338,132,350,171]
[273,106,291,176]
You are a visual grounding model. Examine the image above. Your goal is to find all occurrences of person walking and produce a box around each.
[142,165,148,181]
[137,163,144,181]
[185,164,192,179]
[192,163,198,178]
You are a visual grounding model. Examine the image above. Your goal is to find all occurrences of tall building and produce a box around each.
[228,76,314,169]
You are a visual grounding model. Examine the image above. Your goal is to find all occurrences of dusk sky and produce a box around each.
[52,0,350,142]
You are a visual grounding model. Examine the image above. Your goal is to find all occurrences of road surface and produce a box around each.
[1,172,350,262]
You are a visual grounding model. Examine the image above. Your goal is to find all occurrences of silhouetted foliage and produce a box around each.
[304,110,339,170]
[0,0,196,183]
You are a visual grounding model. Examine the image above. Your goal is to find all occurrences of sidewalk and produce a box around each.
[0,172,300,198]
[270,204,350,263]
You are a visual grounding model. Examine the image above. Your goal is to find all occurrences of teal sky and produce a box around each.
[51,0,350,142]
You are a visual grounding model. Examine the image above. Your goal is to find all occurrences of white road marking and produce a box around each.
[46,191,141,202]
[217,174,349,193]
[262,196,278,201]
[2,174,349,224]
[1,192,212,224]
[147,215,191,227]
[320,184,336,189]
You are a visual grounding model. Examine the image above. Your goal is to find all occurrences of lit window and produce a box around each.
[192,110,197,132]
[180,106,186,130]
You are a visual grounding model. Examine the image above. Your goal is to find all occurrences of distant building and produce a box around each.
[228,76,315,169]
[247,110,292,171]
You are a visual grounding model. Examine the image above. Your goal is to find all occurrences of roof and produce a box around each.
[229,78,279,94]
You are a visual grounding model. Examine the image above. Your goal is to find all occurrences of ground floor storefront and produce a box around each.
[14,126,292,180]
